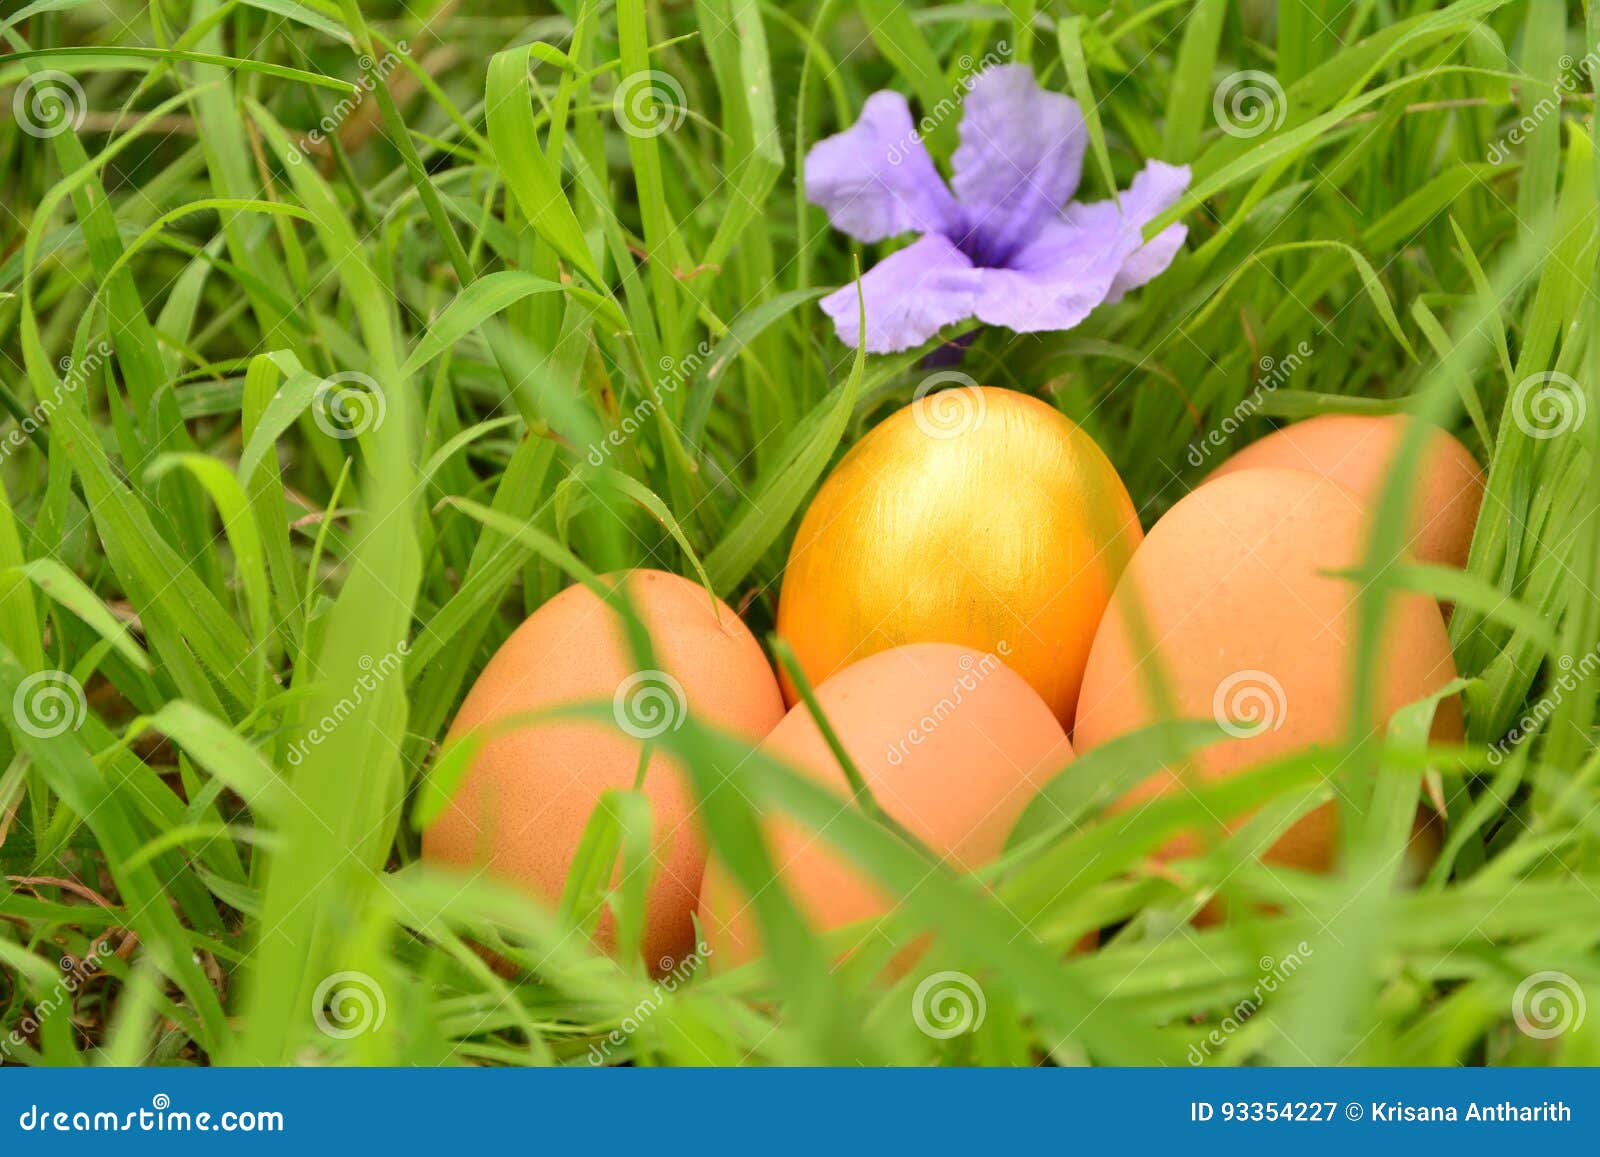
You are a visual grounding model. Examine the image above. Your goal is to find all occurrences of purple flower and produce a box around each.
[805,64,1191,353]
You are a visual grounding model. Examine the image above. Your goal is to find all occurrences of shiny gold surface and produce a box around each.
[777,386,1142,724]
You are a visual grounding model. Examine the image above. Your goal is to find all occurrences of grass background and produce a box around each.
[2,0,1599,1066]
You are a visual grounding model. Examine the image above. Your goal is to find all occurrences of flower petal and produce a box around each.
[967,260,1122,335]
[950,64,1087,267]
[820,234,978,353]
[971,160,1191,334]
[1100,161,1192,302]
[804,91,960,243]
[968,216,1134,334]
[1105,223,1188,304]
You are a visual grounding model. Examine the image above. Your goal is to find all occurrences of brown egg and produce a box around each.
[1206,414,1483,570]
[776,386,1142,726]
[1074,468,1461,874]
[422,569,785,971]
[699,642,1071,968]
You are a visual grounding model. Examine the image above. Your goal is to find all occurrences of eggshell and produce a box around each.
[421,569,785,970]
[698,642,1071,968]
[1206,414,1483,570]
[1074,467,1461,873]
[777,386,1141,726]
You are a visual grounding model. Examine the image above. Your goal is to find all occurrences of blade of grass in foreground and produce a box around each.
[233,101,421,1065]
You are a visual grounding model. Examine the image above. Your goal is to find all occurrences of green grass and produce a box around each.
[1,0,1599,1066]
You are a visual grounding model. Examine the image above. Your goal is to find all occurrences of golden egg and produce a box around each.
[777,386,1141,725]
[699,642,1071,968]
[1206,414,1483,571]
[422,569,785,970]
[1074,467,1461,874]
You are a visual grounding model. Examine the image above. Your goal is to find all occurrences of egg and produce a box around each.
[421,569,785,970]
[1074,468,1461,874]
[777,385,1141,725]
[698,642,1071,968]
[1206,414,1483,570]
